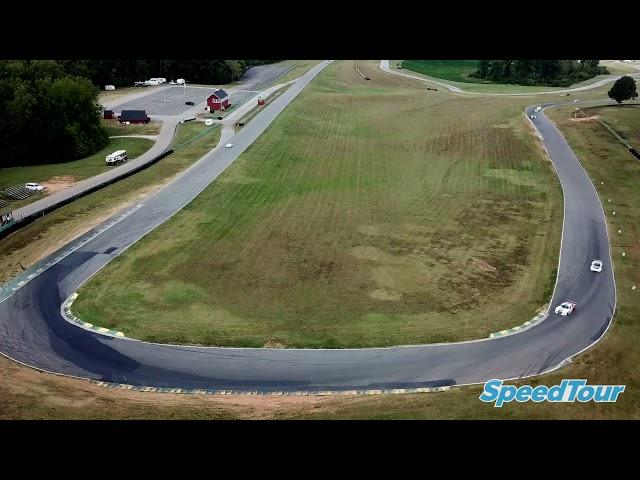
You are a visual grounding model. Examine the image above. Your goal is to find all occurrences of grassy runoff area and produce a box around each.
[582,104,640,148]
[0,122,220,283]
[401,60,483,84]
[73,60,563,348]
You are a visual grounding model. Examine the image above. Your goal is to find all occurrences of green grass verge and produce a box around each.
[0,124,220,283]
[235,85,291,131]
[401,60,484,84]
[171,122,219,150]
[73,60,563,349]
[103,119,162,136]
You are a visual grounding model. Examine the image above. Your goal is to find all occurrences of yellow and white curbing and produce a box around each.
[489,311,547,338]
[92,380,453,396]
[61,293,125,338]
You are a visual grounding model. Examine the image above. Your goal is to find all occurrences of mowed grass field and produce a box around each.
[73,60,563,348]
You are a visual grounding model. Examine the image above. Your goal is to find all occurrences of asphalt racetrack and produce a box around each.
[0,61,616,393]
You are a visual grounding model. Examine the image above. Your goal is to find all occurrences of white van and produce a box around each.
[176,78,185,85]
[105,85,116,91]
[106,150,128,166]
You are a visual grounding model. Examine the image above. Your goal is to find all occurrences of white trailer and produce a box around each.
[106,150,128,166]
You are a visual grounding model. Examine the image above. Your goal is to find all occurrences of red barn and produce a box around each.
[207,88,230,111]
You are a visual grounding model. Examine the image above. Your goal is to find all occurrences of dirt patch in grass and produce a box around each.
[369,289,403,301]
[569,115,601,122]
[474,259,497,273]
[40,175,78,194]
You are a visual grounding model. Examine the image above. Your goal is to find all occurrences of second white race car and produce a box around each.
[590,260,603,272]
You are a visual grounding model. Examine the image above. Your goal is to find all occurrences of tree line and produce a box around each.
[472,60,609,87]
[60,60,280,88]
[0,60,108,167]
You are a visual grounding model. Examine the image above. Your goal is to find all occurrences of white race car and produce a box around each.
[555,301,576,316]
[25,182,44,191]
[530,114,537,120]
[225,143,234,148]
[590,260,603,272]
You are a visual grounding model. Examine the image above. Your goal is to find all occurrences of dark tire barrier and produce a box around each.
[630,148,640,160]
[0,149,174,241]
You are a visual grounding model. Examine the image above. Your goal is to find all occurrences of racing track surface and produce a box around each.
[0,61,616,393]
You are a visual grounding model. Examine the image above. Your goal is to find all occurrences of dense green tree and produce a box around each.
[0,60,107,167]
[608,76,638,104]
[57,60,281,89]
[471,60,609,87]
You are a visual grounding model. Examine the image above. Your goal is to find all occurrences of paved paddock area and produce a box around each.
[235,63,292,90]
[113,86,258,116]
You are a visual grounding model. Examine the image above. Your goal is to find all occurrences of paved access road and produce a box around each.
[0,60,616,393]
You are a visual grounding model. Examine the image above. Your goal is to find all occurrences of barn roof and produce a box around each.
[211,88,228,100]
